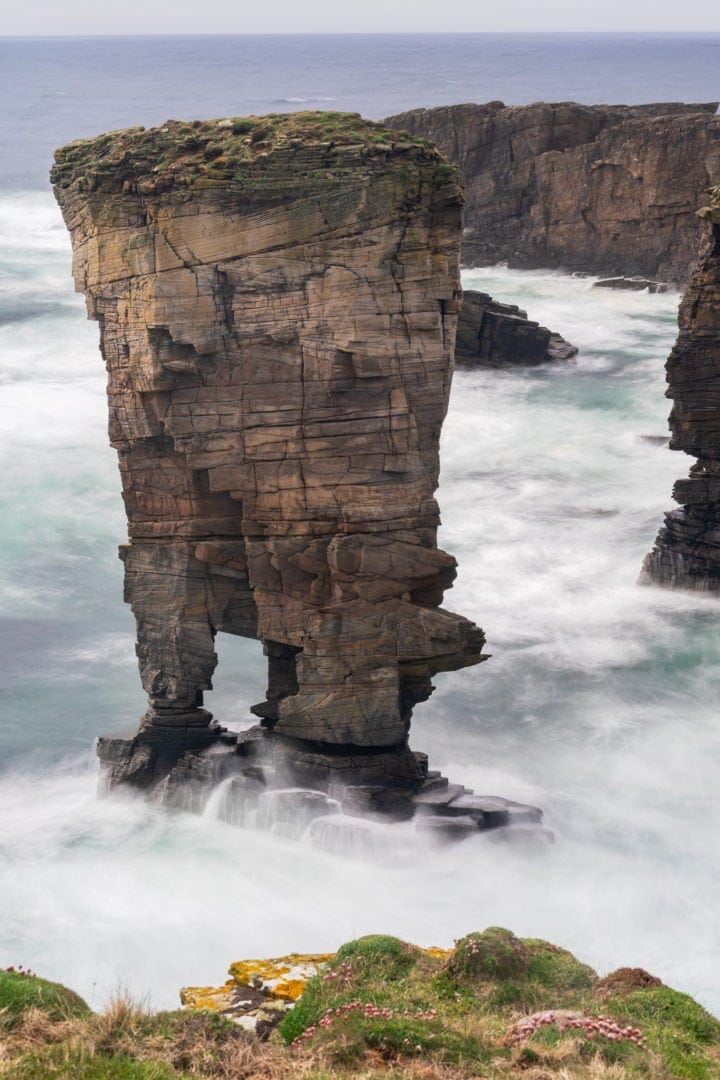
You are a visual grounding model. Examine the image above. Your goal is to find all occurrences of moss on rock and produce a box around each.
[51,111,440,197]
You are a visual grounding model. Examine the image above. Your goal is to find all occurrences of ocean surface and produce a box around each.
[1,34,719,1013]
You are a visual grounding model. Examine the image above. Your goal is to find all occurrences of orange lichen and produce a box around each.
[179,980,236,1011]
[424,946,453,961]
[183,946,454,1013]
[228,953,335,1001]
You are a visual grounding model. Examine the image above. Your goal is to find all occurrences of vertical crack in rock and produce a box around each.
[643,188,720,590]
[52,113,501,817]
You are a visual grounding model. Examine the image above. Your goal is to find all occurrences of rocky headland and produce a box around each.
[643,187,720,590]
[3,929,719,1078]
[52,112,544,838]
[385,101,720,284]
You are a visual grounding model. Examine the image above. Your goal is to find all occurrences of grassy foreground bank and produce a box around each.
[1,928,718,1079]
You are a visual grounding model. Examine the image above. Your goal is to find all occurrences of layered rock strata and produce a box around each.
[457,289,577,366]
[385,101,720,284]
[643,188,720,590]
[51,112,541,835]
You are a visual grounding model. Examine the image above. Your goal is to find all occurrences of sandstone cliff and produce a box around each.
[643,188,720,590]
[52,112,494,809]
[385,101,720,284]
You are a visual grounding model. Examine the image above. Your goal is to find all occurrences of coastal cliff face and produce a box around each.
[52,112,487,795]
[643,188,720,590]
[385,101,720,284]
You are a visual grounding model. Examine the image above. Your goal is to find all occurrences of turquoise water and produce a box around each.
[1,29,719,1014]
[1,195,718,1012]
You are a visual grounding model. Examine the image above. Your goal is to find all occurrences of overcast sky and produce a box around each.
[4,0,719,36]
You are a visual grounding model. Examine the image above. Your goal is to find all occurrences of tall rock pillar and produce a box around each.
[52,113,487,793]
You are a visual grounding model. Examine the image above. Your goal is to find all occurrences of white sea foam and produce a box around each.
[0,193,718,1015]
[270,96,337,104]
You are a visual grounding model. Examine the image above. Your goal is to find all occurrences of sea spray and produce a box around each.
[1,195,718,1014]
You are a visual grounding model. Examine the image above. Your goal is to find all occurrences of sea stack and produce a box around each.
[50,112,532,832]
[643,187,720,590]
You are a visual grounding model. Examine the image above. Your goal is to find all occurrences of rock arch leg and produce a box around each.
[123,543,219,728]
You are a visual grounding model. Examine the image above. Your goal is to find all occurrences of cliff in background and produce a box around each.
[385,101,720,284]
[643,188,720,590]
[50,111,547,836]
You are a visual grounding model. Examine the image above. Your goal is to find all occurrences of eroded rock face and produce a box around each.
[642,189,720,590]
[456,290,577,367]
[52,112,487,794]
[385,101,720,284]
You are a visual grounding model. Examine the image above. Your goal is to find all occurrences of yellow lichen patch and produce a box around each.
[270,978,311,1002]
[424,946,453,961]
[179,980,236,1011]
[228,953,335,1001]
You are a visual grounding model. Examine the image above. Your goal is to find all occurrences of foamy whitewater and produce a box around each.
[1,189,718,1013]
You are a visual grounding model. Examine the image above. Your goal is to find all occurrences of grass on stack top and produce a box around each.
[50,110,437,192]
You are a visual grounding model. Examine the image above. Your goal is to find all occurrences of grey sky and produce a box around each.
[4,0,719,36]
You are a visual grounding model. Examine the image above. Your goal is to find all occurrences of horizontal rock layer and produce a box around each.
[53,112,488,795]
[385,100,720,284]
[643,189,720,590]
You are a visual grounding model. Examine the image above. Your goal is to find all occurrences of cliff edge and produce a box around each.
[4,929,719,1077]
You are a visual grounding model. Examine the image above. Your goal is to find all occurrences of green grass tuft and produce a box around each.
[449,928,531,983]
[0,970,91,1028]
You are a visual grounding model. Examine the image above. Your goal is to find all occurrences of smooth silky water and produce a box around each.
[1,192,718,1011]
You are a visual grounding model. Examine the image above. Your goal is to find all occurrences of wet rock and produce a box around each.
[413,781,466,807]
[415,814,479,841]
[594,277,671,293]
[456,290,578,367]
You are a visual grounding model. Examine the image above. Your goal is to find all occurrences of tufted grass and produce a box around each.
[1,931,719,1078]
